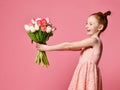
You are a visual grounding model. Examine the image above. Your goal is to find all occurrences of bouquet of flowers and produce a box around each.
[24,17,56,67]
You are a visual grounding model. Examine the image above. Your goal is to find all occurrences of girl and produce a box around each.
[36,11,111,90]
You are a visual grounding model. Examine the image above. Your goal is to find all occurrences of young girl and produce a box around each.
[36,11,111,90]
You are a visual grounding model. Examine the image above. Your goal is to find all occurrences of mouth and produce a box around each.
[87,29,91,32]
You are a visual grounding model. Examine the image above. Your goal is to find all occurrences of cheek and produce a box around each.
[90,26,95,30]
[93,25,99,29]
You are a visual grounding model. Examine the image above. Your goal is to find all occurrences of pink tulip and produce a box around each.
[40,19,47,26]
[37,20,41,26]
[41,25,46,32]
[45,17,50,23]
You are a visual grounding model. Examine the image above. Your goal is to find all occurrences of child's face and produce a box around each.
[85,15,100,36]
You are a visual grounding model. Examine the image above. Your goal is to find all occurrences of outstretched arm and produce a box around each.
[36,37,98,51]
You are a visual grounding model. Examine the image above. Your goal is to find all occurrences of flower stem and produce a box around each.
[35,50,49,67]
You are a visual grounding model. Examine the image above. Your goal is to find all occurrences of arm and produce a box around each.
[36,37,98,51]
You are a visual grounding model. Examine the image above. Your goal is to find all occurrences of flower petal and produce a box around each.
[46,26,52,33]
[34,24,39,30]
[41,25,46,32]
[45,17,50,23]
[31,18,36,24]
[30,26,35,32]
[24,24,30,31]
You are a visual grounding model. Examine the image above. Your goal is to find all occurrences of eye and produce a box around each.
[86,22,88,25]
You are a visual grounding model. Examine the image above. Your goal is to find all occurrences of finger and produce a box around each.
[36,44,38,48]
[36,43,38,46]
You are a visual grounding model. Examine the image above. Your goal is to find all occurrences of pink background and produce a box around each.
[0,0,120,90]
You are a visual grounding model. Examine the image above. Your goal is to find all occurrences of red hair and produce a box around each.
[90,11,111,32]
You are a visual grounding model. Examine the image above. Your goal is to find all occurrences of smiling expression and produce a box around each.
[85,15,101,36]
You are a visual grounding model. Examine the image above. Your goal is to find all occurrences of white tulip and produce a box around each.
[36,18,42,21]
[46,26,52,33]
[31,18,35,24]
[24,24,30,32]
[34,24,39,30]
[30,26,35,32]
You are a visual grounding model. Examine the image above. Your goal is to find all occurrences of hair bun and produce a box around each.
[104,11,111,17]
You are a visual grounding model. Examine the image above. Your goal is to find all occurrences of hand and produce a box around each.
[36,43,47,51]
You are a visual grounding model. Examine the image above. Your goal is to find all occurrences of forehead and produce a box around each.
[87,15,99,23]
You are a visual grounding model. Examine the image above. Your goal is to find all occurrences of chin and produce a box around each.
[87,32,92,35]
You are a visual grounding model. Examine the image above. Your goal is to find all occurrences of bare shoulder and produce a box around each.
[89,37,101,47]
[87,37,98,43]
[81,37,99,45]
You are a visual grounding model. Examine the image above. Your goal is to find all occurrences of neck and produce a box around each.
[90,31,101,38]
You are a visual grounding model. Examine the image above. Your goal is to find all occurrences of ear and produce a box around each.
[98,24,104,31]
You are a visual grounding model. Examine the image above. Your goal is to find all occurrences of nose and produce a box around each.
[85,24,88,29]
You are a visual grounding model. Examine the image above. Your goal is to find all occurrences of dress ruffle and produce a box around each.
[68,61,102,90]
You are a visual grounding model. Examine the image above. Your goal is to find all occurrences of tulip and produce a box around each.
[36,18,42,26]
[45,17,50,23]
[36,20,41,26]
[36,18,42,21]
[31,18,36,24]
[41,19,47,26]
[24,24,30,32]
[46,26,52,33]
[30,26,35,32]
[34,24,39,30]
[41,25,46,32]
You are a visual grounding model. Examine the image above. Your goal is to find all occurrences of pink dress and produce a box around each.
[68,43,102,90]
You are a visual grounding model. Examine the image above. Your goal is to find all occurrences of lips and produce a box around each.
[87,29,91,32]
